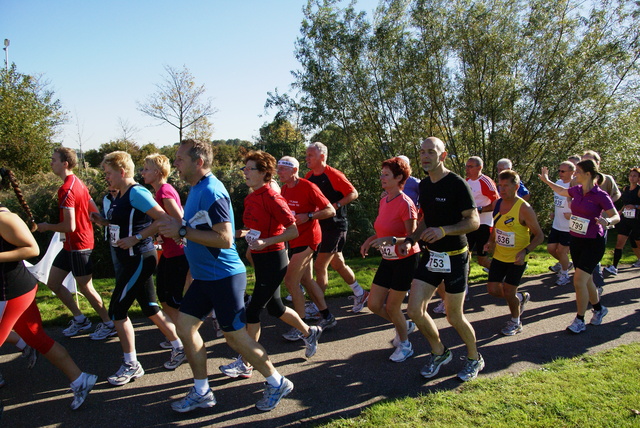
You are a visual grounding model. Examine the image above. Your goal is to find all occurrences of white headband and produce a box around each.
[278,160,296,168]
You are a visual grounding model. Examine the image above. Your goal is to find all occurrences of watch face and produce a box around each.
[179,226,187,237]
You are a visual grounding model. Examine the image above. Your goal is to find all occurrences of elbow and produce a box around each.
[26,246,40,259]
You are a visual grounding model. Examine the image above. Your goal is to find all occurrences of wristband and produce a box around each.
[404,237,415,247]
[438,226,446,236]
[524,248,530,255]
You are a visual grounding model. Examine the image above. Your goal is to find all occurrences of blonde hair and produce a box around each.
[102,151,135,178]
[145,154,171,179]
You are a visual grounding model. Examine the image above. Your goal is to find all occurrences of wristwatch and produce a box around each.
[336,202,342,208]
[391,236,397,245]
[179,226,188,238]
[135,233,143,241]
[307,212,314,219]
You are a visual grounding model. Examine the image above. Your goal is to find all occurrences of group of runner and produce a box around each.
[1,137,637,414]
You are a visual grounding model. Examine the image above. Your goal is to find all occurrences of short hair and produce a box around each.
[245,150,276,182]
[498,169,520,186]
[278,156,299,170]
[180,139,213,169]
[567,155,581,165]
[381,157,411,188]
[497,158,512,169]
[559,161,575,171]
[308,142,328,160]
[630,167,640,176]
[397,155,411,166]
[54,147,78,170]
[468,156,483,168]
[145,154,171,179]
[576,159,603,185]
[102,151,135,178]
[582,150,601,165]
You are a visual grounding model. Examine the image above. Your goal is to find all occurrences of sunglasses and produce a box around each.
[240,167,258,171]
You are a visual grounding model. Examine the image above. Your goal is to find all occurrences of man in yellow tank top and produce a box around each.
[484,170,544,336]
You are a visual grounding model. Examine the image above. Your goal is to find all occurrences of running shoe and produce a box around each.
[603,265,618,276]
[304,302,321,320]
[303,326,322,358]
[159,340,173,349]
[482,267,490,273]
[392,320,416,347]
[70,373,98,410]
[282,328,302,342]
[219,355,253,379]
[108,361,144,386]
[255,377,294,411]
[501,320,523,336]
[317,314,337,330]
[171,387,216,413]
[63,317,92,337]
[21,344,39,369]
[433,300,446,314]
[566,318,586,334]
[211,317,224,338]
[164,347,187,370]
[519,292,530,315]
[389,342,414,363]
[349,290,370,313]
[89,322,117,341]
[632,260,640,268]
[420,348,452,379]
[549,262,561,273]
[590,306,609,326]
[555,273,571,286]
[597,286,603,299]
[457,354,485,382]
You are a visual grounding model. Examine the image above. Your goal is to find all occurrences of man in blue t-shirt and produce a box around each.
[158,139,293,413]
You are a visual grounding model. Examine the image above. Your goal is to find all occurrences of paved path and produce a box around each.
[1,266,639,427]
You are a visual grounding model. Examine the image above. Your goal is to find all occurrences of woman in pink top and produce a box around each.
[361,157,421,362]
[539,159,619,334]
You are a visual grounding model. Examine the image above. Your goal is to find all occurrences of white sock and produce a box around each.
[194,378,209,395]
[74,314,87,323]
[349,281,364,296]
[560,269,568,275]
[171,339,183,350]
[400,340,410,347]
[266,372,284,388]
[124,352,137,364]
[512,317,520,324]
[15,338,26,351]
[70,372,87,389]
[516,293,523,302]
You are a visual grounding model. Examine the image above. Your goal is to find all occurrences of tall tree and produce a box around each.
[257,117,306,160]
[137,65,216,143]
[0,64,66,177]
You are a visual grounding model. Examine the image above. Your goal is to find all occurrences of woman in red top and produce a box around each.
[361,158,421,363]
[220,151,322,379]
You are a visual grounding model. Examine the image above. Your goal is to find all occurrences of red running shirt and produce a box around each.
[281,178,330,249]
[58,174,94,251]
[243,185,296,253]
[373,193,420,259]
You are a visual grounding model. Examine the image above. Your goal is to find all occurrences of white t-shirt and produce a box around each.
[552,179,571,232]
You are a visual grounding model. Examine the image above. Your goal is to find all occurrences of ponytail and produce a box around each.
[0,168,38,232]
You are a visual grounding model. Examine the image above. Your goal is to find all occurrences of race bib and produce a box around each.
[59,233,66,243]
[553,195,566,208]
[379,245,398,260]
[245,229,261,244]
[109,225,120,247]
[427,250,451,273]
[495,229,515,247]
[622,208,636,219]
[569,215,590,235]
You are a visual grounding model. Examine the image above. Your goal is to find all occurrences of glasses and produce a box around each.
[558,170,568,173]
[240,167,258,171]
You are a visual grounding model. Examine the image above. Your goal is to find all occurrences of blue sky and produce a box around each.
[2,0,378,151]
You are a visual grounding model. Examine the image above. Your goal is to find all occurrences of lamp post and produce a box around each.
[3,39,9,72]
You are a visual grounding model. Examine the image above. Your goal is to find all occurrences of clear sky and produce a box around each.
[2,0,378,151]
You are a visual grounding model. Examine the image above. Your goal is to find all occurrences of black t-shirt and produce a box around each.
[0,208,37,300]
[418,172,476,252]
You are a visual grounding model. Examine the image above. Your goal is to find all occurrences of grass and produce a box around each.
[321,342,640,427]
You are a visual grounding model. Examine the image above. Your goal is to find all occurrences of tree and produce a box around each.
[257,118,306,160]
[138,65,216,143]
[0,64,66,177]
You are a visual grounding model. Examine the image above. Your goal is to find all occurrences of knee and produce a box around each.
[367,299,383,314]
[406,303,423,321]
[486,284,503,298]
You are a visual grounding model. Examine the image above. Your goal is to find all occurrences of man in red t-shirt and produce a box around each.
[37,148,114,339]
[305,142,369,315]
[277,156,337,334]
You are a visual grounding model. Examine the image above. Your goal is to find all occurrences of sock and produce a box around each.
[70,372,87,390]
[560,269,568,276]
[613,249,623,267]
[511,317,520,325]
[320,309,331,319]
[74,315,87,323]
[194,378,209,395]
[171,339,183,350]
[516,293,523,302]
[15,338,26,351]
[124,352,137,364]
[577,314,585,322]
[349,281,364,297]
[266,372,284,388]
[593,302,602,311]
[399,340,410,347]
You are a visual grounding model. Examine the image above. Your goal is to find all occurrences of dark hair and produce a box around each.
[498,169,521,186]
[54,147,78,169]
[180,139,213,169]
[0,168,37,231]
[577,159,604,185]
[244,150,276,182]
[381,157,411,188]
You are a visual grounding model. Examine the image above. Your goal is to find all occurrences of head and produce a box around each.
[101,151,135,184]
[276,156,300,184]
[174,139,213,184]
[581,150,601,166]
[465,156,484,179]
[497,169,521,199]
[381,157,411,190]
[575,159,603,185]
[53,147,78,170]
[243,150,276,188]
[557,161,575,183]
[142,153,171,185]
[419,137,447,173]
[306,142,327,170]
[629,167,640,185]
[496,158,512,174]
[567,155,581,165]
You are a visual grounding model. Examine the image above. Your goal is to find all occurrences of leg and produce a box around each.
[301,263,329,311]
[224,328,276,378]
[284,249,314,318]
[148,311,180,342]
[386,289,410,341]
[314,252,334,293]
[47,267,82,317]
[557,244,571,271]
[329,252,356,285]
[114,317,136,354]
[573,268,592,317]
[175,312,207,379]
[367,283,391,322]
[444,291,479,360]
[502,283,521,318]
[406,280,444,354]
[75,275,110,323]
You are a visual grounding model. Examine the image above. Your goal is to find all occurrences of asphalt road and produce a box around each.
[1,265,638,427]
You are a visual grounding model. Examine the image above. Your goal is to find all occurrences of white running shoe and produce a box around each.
[632,260,640,268]
[389,342,414,363]
[255,377,294,411]
[63,317,92,337]
[555,273,571,286]
[590,306,609,325]
[89,322,117,341]
[566,318,586,334]
[457,354,485,382]
[219,355,253,379]
[433,300,446,314]
[349,290,370,313]
[303,326,322,358]
[108,361,144,386]
[282,327,302,342]
[164,347,187,370]
[501,320,523,336]
[70,373,98,410]
[549,262,561,273]
[171,387,216,413]
[392,320,416,347]
[159,340,173,349]
[21,344,39,369]
[519,292,531,315]
[604,265,618,276]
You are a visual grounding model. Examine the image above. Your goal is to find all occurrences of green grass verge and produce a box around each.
[322,342,640,427]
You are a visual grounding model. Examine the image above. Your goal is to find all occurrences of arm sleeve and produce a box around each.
[326,167,356,196]
[129,186,158,213]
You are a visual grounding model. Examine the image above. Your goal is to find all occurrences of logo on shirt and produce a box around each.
[504,216,515,225]
[435,197,446,202]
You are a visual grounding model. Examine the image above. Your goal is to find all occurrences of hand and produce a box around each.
[90,212,109,226]
[293,213,307,226]
[249,239,268,251]
[36,222,48,232]
[398,240,412,256]
[116,235,138,250]
[419,227,445,244]
[158,217,181,240]
[514,250,526,266]
[538,167,549,183]
[563,212,571,220]
[360,242,370,258]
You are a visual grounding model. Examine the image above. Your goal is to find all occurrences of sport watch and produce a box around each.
[179,226,188,238]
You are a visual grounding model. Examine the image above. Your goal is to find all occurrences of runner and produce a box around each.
[496,159,531,201]
[546,161,575,285]
[158,140,294,413]
[400,137,484,381]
